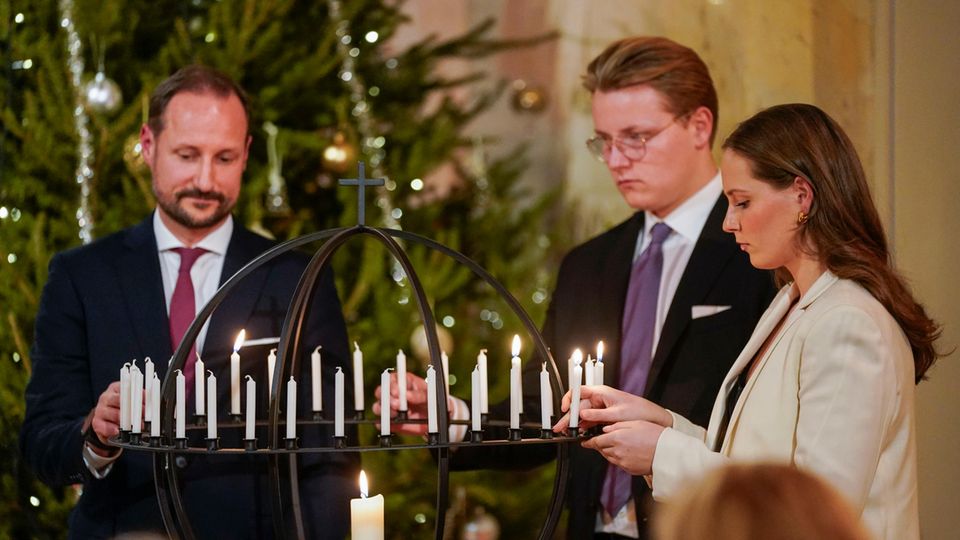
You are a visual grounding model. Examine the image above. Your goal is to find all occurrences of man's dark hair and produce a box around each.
[147,65,250,135]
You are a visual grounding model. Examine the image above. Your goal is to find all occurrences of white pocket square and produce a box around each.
[691,305,732,319]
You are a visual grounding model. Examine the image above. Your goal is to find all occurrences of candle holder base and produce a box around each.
[244,439,257,451]
[285,438,298,450]
[119,430,131,443]
[427,432,439,446]
[334,436,347,449]
[193,414,206,427]
[509,429,522,441]
[395,410,408,422]
[206,437,220,451]
[130,432,142,445]
[540,429,554,439]
[312,411,324,421]
[174,437,187,450]
[470,430,484,443]
[568,427,580,438]
[230,414,242,423]
[149,436,162,448]
[354,410,365,421]
[379,435,393,447]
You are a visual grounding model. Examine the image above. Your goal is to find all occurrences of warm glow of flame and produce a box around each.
[233,330,246,352]
[358,470,369,498]
[597,341,604,362]
[572,348,583,365]
[511,335,521,357]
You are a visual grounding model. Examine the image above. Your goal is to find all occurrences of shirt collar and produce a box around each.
[153,210,233,256]
[644,171,723,242]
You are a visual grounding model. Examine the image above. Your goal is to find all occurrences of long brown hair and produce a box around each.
[723,103,941,382]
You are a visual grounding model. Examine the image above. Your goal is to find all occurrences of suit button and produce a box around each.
[175,456,188,469]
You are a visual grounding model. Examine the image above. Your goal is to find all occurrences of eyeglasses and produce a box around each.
[585,115,684,163]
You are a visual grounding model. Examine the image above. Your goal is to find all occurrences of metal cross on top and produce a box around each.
[338,162,385,226]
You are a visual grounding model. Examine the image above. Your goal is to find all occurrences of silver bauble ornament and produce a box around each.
[84,72,123,114]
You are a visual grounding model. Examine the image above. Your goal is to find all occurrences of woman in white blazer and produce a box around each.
[555,104,942,540]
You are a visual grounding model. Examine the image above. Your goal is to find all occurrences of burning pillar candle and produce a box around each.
[267,348,277,401]
[144,358,154,423]
[207,371,217,440]
[510,359,521,430]
[195,353,205,415]
[150,373,161,437]
[175,370,185,439]
[511,336,523,413]
[396,350,407,412]
[570,357,582,430]
[540,363,553,429]
[595,341,605,386]
[311,346,323,413]
[245,375,256,440]
[569,349,583,389]
[477,349,488,414]
[335,367,345,437]
[426,365,438,433]
[350,471,384,540]
[131,361,143,434]
[231,330,245,415]
[286,376,297,440]
[120,363,131,431]
[352,342,364,413]
[471,365,481,432]
[380,369,391,436]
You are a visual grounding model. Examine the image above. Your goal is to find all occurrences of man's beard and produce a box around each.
[156,187,234,230]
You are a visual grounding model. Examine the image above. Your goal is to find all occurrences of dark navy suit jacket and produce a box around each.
[21,215,359,539]
[452,197,777,538]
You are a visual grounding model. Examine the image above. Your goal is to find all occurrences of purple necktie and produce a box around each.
[169,247,207,394]
[601,222,671,518]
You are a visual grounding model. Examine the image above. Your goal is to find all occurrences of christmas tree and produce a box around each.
[1,0,568,537]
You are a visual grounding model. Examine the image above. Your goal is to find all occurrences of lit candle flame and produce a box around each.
[596,341,604,362]
[511,335,521,357]
[359,470,369,498]
[572,348,583,366]
[233,329,246,352]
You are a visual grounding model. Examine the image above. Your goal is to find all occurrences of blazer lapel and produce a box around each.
[604,213,644,390]
[118,215,173,377]
[644,197,737,395]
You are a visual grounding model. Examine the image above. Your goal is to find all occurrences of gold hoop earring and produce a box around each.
[797,211,809,225]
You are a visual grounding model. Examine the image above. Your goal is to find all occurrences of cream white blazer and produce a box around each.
[651,271,919,540]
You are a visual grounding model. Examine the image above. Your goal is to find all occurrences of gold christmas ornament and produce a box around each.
[122,133,149,176]
[321,132,357,174]
[510,79,547,114]
[410,323,454,364]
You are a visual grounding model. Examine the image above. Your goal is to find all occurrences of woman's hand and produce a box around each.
[552,384,673,433]
[581,420,666,476]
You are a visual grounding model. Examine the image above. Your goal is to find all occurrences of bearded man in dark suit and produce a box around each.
[21,65,358,539]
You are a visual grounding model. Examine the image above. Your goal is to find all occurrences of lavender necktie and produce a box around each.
[169,247,207,394]
[601,221,671,518]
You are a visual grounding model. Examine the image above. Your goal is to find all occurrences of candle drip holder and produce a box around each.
[140,164,571,540]
[394,410,408,422]
[540,429,553,439]
[130,432,142,445]
[378,435,393,447]
[230,414,243,423]
[150,436,162,448]
[119,429,130,443]
[568,427,580,438]
[509,429,522,442]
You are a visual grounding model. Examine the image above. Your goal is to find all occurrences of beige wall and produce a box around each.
[891,2,960,538]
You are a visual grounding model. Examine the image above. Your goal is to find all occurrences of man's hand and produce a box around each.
[83,381,123,457]
[373,372,432,436]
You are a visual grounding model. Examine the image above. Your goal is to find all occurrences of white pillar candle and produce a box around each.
[175,370,185,439]
[441,351,450,396]
[352,342,364,412]
[245,375,256,440]
[350,471,384,540]
[380,369,391,436]
[335,366,345,438]
[584,357,595,386]
[267,348,277,401]
[477,349,488,414]
[426,365,438,434]
[471,365,481,432]
[195,353,205,415]
[569,349,583,389]
[396,350,407,411]
[570,359,582,429]
[596,341,605,386]
[131,362,143,434]
[511,336,523,413]
[207,371,217,439]
[150,373,161,437]
[540,363,553,429]
[510,359,520,430]
[144,358,154,422]
[286,376,297,440]
[231,330,245,415]
[120,363,131,431]
[311,346,323,412]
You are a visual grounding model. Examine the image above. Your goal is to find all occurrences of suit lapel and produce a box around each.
[118,216,173,377]
[643,197,737,395]
[202,226,272,357]
[604,213,643,389]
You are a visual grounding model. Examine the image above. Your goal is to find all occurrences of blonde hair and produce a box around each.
[655,463,870,540]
